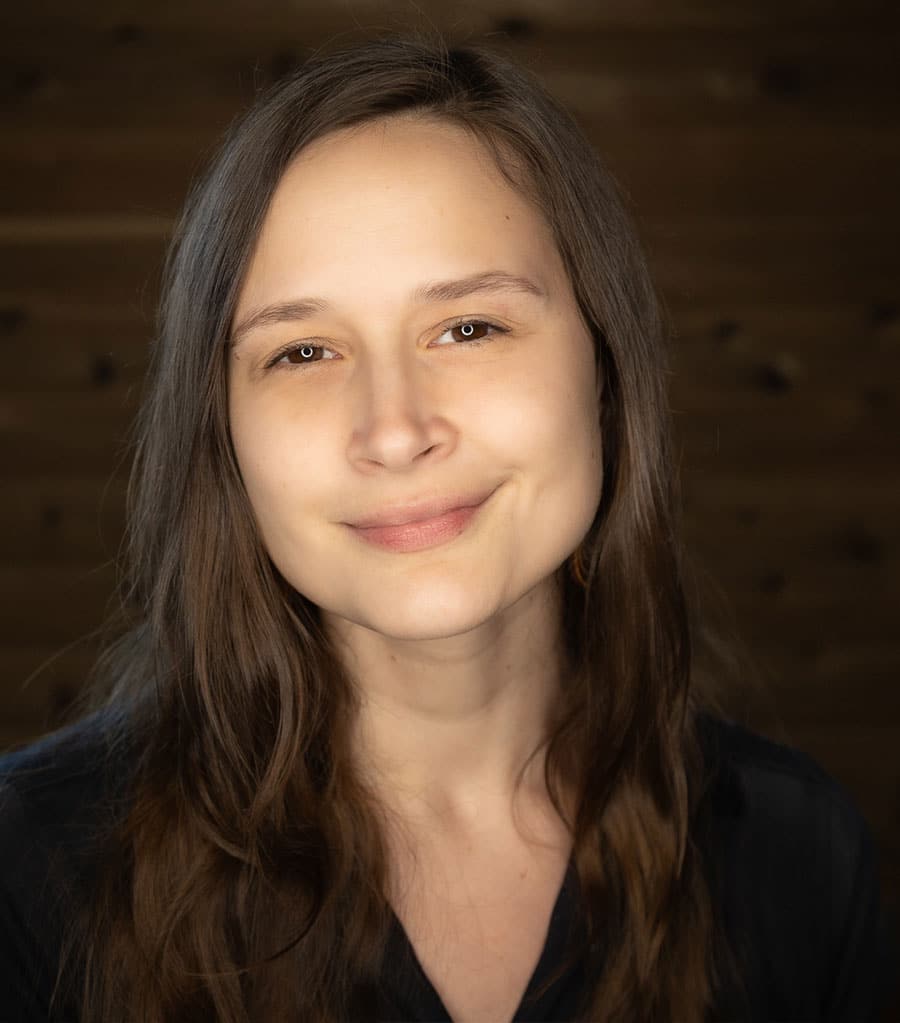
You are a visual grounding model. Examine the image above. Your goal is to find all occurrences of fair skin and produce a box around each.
[227,115,603,853]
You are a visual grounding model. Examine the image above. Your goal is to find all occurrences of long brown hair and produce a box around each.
[54,30,748,1022]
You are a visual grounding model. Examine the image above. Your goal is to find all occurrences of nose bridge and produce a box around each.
[357,340,427,418]
[349,343,443,467]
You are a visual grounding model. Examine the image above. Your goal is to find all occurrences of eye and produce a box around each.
[267,342,339,369]
[432,318,507,347]
[265,317,507,371]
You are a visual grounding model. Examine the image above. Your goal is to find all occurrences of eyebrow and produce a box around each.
[228,270,546,348]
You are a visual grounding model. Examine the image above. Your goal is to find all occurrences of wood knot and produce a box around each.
[835,521,884,565]
[714,320,741,344]
[112,22,145,44]
[492,17,536,39]
[759,572,786,595]
[758,59,811,101]
[90,353,118,387]
[0,306,26,335]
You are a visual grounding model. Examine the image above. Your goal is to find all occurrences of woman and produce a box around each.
[0,33,895,1023]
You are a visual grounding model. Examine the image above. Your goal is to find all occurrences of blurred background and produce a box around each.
[2,0,898,977]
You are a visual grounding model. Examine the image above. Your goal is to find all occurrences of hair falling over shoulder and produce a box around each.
[54,30,749,1023]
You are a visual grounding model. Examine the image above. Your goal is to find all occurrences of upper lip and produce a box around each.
[347,488,495,529]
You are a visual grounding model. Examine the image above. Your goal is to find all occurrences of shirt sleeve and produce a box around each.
[820,784,899,1022]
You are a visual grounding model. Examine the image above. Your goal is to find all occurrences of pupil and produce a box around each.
[300,345,314,359]
[461,323,474,336]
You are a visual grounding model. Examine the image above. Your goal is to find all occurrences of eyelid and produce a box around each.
[264,339,339,369]
[431,316,508,347]
[264,315,509,370]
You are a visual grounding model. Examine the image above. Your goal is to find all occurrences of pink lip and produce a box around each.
[347,492,494,552]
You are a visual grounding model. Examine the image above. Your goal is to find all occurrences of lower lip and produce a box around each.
[348,498,489,553]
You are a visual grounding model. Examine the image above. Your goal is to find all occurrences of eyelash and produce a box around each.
[265,317,509,371]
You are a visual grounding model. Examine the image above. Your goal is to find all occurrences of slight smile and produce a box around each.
[345,489,496,553]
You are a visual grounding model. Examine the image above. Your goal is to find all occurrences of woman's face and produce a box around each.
[228,115,603,642]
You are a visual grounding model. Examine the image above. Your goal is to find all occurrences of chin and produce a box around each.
[332,582,509,643]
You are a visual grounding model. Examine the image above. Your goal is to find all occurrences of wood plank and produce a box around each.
[2,25,898,218]
[0,213,896,306]
[3,116,897,220]
[1,300,895,411]
[670,359,900,414]
[0,239,164,306]
[2,2,895,37]
[0,216,173,243]
[6,24,898,120]
[1,453,897,570]
[0,359,895,477]
[3,463,898,563]
[1,635,893,719]
[0,385,895,476]
[682,511,900,563]
[1,298,889,351]
[1,111,896,223]
[1,297,896,395]
[697,588,896,657]
[0,641,894,737]
[0,546,893,641]
[697,563,897,615]
[674,414,898,466]
[701,596,899,665]
[0,318,150,391]
[0,645,103,735]
[0,391,136,476]
[669,302,900,366]
[0,477,127,564]
[756,647,900,719]
[680,509,900,587]
[684,543,897,646]
[0,563,118,645]
[643,214,900,303]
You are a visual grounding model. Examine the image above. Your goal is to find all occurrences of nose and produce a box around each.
[346,351,456,472]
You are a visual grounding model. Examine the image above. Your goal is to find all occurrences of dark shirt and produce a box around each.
[0,709,896,1022]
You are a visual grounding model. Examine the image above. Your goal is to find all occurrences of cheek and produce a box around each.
[577,367,604,482]
[512,340,600,464]
[228,386,332,529]
[468,345,602,556]
[533,339,604,522]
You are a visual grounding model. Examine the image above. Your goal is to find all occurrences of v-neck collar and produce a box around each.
[379,857,586,1022]
[374,715,746,1021]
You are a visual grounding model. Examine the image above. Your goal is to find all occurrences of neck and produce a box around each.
[330,577,568,831]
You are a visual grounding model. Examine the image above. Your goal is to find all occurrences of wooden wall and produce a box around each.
[2,0,898,967]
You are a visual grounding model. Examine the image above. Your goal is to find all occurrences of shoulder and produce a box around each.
[697,711,868,841]
[696,712,899,1022]
[698,713,884,905]
[0,707,136,1019]
[0,705,125,788]
[0,704,136,901]
[0,706,133,846]
[0,704,131,792]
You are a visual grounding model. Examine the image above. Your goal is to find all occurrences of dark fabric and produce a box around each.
[0,708,896,1022]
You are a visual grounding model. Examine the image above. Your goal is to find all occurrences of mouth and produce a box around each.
[346,490,495,553]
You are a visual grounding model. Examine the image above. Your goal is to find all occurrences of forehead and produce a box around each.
[278,114,532,219]
[237,116,566,310]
